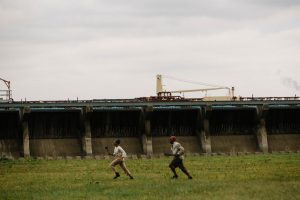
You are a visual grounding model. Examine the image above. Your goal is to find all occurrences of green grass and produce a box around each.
[1,154,300,200]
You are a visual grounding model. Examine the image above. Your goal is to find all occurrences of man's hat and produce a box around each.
[169,136,176,142]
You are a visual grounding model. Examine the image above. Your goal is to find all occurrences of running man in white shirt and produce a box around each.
[107,139,134,179]
[166,136,192,179]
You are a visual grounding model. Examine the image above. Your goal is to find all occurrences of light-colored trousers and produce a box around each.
[110,158,132,176]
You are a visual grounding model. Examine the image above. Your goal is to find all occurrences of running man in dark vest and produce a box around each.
[166,136,192,179]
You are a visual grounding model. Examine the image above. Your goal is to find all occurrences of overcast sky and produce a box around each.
[1,0,300,100]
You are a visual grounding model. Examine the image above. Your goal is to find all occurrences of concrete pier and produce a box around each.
[22,121,30,157]
[142,122,153,155]
[82,107,93,156]
[256,106,269,153]
[20,107,30,157]
[142,107,153,155]
[199,107,212,153]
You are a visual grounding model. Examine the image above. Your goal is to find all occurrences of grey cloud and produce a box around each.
[1,0,300,100]
[2,0,300,22]
[245,0,300,7]
[1,0,300,45]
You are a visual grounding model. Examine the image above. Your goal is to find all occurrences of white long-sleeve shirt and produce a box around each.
[113,146,127,159]
[171,141,185,159]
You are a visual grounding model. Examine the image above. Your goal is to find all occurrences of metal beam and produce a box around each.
[1,100,300,109]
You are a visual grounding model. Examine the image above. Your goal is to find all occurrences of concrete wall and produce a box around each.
[92,137,142,155]
[268,134,300,151]
[30,139,82,157]
[0,139,20,157]
[152,136,202,154]
[211,135,259,153]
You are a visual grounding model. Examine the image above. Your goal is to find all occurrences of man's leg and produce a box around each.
[109,159,122,179]
[178,160,192,179]
[120,161,134,179]
[169,158,179,178]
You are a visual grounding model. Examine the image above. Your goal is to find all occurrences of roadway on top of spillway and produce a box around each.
[1,98,300,109]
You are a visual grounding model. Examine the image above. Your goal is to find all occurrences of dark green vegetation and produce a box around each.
[1,154,300,200]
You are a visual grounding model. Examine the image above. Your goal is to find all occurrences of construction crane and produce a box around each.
[156,74,235,101]
[0,77,12,101]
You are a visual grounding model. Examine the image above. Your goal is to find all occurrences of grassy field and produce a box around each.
[1,154,300,200]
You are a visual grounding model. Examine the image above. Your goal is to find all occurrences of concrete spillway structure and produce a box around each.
[0,100,300,158]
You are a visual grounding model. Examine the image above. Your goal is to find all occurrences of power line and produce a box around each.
[161,74,224,88]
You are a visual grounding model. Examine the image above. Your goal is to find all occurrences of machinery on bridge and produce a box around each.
[156,74,235,101]
[0,77,12,102]
[136,75,299,102]
[0,74,298,104]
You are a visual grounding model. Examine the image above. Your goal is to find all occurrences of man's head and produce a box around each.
[114,139,121,146]
[169,136,176,144]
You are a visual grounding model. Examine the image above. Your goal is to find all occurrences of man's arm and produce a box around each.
[176,146,185,156]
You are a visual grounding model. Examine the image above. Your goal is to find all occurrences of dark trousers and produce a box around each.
[169,156,191,178]
[169,156,185,169]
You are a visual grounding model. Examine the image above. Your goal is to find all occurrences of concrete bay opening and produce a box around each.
[151,108,201,154]
[266,107,300,152]
[91,109,142,155]
[0,111,21,158]
[210,107,258,153]
[28,110,82,157]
